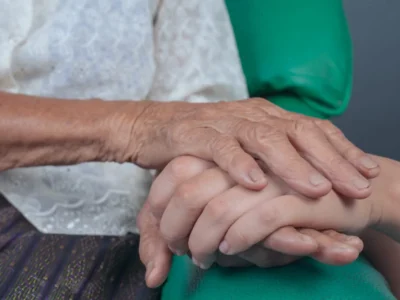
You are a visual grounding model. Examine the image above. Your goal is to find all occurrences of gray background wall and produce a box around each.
[333,0,400,160]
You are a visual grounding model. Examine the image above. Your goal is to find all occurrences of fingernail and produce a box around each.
[248,168,266,184]
[333,245,355,253]
[309,173,328,186]
[345,236,360,244]
[219,240,231,254]
[360,156,378,169]
[352,177,370,190]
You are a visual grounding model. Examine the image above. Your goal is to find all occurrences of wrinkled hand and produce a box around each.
[133,98,379,199]
[139,156,363,288]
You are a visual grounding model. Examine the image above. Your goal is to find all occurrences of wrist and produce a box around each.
[0,93,156,169]
[103,100,157,165]
[368,157,400,241]
[374,183,400,239]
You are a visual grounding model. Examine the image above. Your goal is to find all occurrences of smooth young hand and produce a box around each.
[139,156,363,288]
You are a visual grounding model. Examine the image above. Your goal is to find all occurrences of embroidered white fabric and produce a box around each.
[0,0,248,235]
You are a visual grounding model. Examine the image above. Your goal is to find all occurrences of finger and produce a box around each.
[322,229,364,252]
[208,133,268,190]
[236,121,332,198]
[299,229,360,265]
[188,178,285,269]
[261,226,318,256]
[160,167,235,255]
[219,194,352,255]
[287,118,372,199]
[285,113,380,179]
[315,119,380,178]
[147,156,213,220]
[141,236,171,288]
[238,245,299,268]
[138,204,172,288]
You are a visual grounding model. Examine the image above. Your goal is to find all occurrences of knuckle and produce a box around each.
[229,228,251,248]
[327,155,349,170]
[318,120,344,137]
[292,119,319,136]
[259,204,280,225]
[324,229,341,238]
[228,151,250,172]
[292,119,307,133]
[212,136,238,155]
[169,156,207,180]
[173,183,197,209]
[342,145,364,160]
[284,111,301,121]
[251,125,285,147]
[212,137,242,168]
[204,199,229,221]
[160,225,183,244]
[267,104,286,117]
[147,196,164,218]
[316,119,333,128]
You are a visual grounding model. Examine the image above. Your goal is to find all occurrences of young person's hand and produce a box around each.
[138,195,361,288]
[217,156,400,256]
[139,156,363,288]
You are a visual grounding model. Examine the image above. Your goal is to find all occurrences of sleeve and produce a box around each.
[147,0,249,103]
[226,0,353,119]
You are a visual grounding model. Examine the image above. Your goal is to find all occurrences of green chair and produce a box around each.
[162,1,395,299]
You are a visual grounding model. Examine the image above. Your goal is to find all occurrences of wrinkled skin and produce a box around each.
[132,98,379,199]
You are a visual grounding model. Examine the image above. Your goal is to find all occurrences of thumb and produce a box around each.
[138,204,172,288]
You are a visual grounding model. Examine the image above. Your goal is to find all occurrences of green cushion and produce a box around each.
[227,0,353,119]
[162,256,394,300]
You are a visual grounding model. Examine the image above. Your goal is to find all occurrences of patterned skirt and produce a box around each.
[0,195,160,300]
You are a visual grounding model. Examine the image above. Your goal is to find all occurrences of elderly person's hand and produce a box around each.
[2,94,378,199]
[138,156,363,288]
[132,99,378,199]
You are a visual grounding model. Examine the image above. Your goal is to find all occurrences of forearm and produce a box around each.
[361,229,400,298]
[0,92,149,170]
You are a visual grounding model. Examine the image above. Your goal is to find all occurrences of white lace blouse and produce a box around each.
[0,0,248,235]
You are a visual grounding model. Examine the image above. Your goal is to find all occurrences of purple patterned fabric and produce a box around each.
[0,195,160,300]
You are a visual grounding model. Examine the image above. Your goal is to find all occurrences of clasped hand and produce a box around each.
[138,156,378,288]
